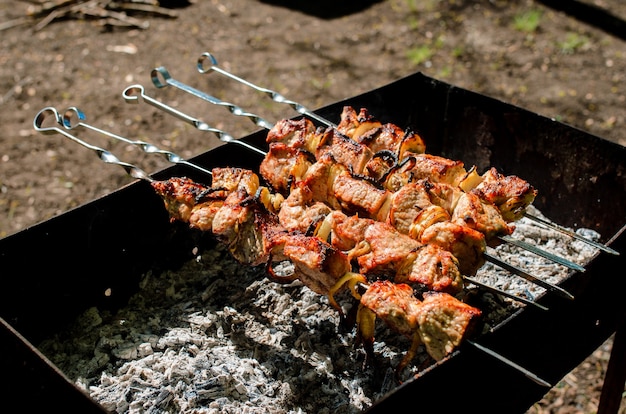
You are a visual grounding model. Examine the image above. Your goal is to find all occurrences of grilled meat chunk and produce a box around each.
[332,172,391,220]
[316,127,373,175]
[416,291,482,361]
[337,106,426,157]
[355,220,422,276]
[470,167,537,222]
[452,192,514,240]
[387,181,435,234]
[212,167,260,195]
[395,244,464,294]
[300,153,344,211]
[266,117,319,153]
[358,280,481,371]
[336,106,381,141]
[211,188,286,266]
[151,177,217,225]
[278,183,332,234]
[324,211,371,251]
[278,234,351,295]
[259,142,312,194]
[386,153,468,191]
[419,221,486,275]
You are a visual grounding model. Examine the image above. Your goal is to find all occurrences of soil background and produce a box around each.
[1,0,625,412]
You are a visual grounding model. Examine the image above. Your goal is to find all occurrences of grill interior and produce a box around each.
[0,72,624,412]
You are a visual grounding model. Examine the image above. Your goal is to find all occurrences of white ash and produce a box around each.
[38,206,600,413]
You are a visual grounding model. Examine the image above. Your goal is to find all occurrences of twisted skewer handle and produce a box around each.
[33,107,153,183]
[61,106,213,177]
[123,84,266,156]
[197,52,336,128]
[151,66,275,130]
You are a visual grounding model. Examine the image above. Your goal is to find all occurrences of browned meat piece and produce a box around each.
[419,221,486,275]
[211,189,252,247]
[186,200,224,232]
[152,177,213,223]
[278,182,332,233]
[357,123,427,159]
[336,106,381,141]
[316,127,373,175]
[211,188,285,266]
[387,178,512,242]
[265,117,319,153]
[359,280,421,340]
[421,179,462,213]
[470,167,537,222]
[395,244,464,294]
[358,280,481,372]
[452,192,514,240]
[355,122,407,154]
[212,167,260,195]
[364,153,397,182]
[301,153,391,220]
[355,220,423,276]
[318,210,464,294]
[416,291,482,361]
[401,153,468,186]
[387,181,435,234]
[300,153,344,211]
[151,177,229,232]
[325,211,369,251]
[278,233,351,295]
[259,142,312,194]
[337,106,426,158]
[332,172,391,220]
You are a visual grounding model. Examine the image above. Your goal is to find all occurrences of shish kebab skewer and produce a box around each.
[258,124,579,299]
[58,107,547,310]
[195,51,619,256]
[56,104,546,310]
[123,81,580,299]
[146,67,592,273]
[33,107,552,387]
[196,52,620,256]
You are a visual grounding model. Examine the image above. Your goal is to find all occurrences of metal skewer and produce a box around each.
[498,235,586,272]
[194,51,617,257]
[484,252,574,300]
[33,107,153,183]
[524,212,619,256]
[123,84,266,157]
[197,52,336,128]
[463,276,548,311]
[150,66,275,130]
[466,340,552,387]
[60,106,214,177]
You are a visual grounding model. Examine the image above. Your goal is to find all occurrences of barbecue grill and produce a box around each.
[0,66,624,413]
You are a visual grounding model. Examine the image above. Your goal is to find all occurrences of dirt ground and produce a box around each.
[1,0,625,412]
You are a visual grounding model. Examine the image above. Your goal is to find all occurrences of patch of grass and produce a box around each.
[407,45,434,66]
[513,9,542,33]
[558,32,590,54]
